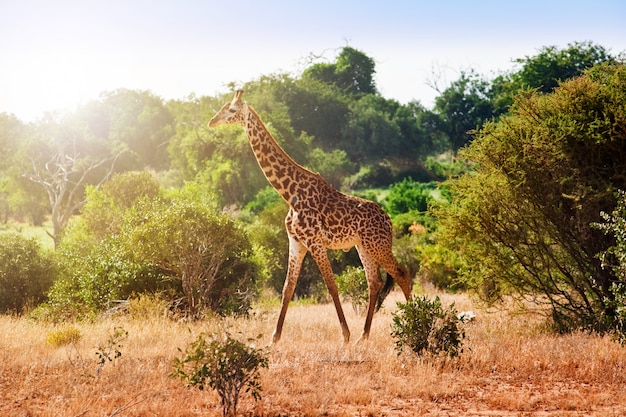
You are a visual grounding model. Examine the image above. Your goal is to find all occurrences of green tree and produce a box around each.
[437,63,626,332]
[78,89,174,170]
[304,46,377,97]
[511,41,615,94]
[278,76,349,157]
[306,148,355,189]
[81,171,162,241]
[0,114,48,224]
[434,70,495,151]
[491,41,616,113]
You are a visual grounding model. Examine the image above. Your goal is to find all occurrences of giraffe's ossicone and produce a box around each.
[209,90,413,344]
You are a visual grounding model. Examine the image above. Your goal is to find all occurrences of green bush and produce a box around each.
[171,332,268,417]
[418,244,464,291]
[0,233,55,313]
[126,197,259,317]
[391,295,465,358]
[336,266,369,314]
[384,179,436,216]
[44,239,166,320]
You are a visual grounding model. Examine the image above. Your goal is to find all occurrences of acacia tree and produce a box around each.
[437,63,626,332]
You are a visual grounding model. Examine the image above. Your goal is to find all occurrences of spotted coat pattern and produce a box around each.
[208,90,412,344]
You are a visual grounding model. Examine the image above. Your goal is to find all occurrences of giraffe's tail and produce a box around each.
[375,272,394,312]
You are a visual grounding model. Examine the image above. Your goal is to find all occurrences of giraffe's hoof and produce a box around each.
[354,333,369,345]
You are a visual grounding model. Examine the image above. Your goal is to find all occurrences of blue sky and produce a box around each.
[1,0,624,121]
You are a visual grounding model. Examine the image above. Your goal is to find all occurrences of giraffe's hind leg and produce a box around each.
[356,246,384,342]
[272,235,307,344]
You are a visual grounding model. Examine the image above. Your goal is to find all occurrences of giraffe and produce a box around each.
[208,90,412,344]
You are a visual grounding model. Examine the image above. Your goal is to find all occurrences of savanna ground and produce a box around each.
[1,290,625,417]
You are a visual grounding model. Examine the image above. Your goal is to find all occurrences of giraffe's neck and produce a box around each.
[243,104,323,204]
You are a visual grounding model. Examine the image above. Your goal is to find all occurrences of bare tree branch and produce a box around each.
[28,149,124,248]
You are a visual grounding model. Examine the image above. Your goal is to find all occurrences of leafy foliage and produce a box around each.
[46,239,163,319]
[434,70,497,150]
[384,179,436,216]
[0,233,55,313]
[303,47,377,97]
[391,295,465,357]
[171,332,268,417]
[594,190,626,342]
[95,326,128,376]
[490,41,616,114]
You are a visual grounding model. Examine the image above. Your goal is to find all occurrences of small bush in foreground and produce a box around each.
[171,332,268,417]
[391,295,465,358]
[95,326,128,376]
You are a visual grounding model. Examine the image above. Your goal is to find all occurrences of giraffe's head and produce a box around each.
[208,89,246,128]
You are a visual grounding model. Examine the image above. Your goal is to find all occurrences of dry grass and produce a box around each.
[1,291,625,416]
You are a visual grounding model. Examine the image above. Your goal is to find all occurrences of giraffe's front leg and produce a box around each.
[272,235,306,345]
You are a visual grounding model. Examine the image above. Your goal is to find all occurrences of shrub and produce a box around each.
[336,266,369,314]
[418,244,464,291]
[127,293,173,321]
[391,295,465,358]
[46,182,258,319]
[95,326,128,376]
[0,233,55,313]
[384,179,436,216]
[171,332,268,417]
[126,197,259,317]
[45,239,166,320]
